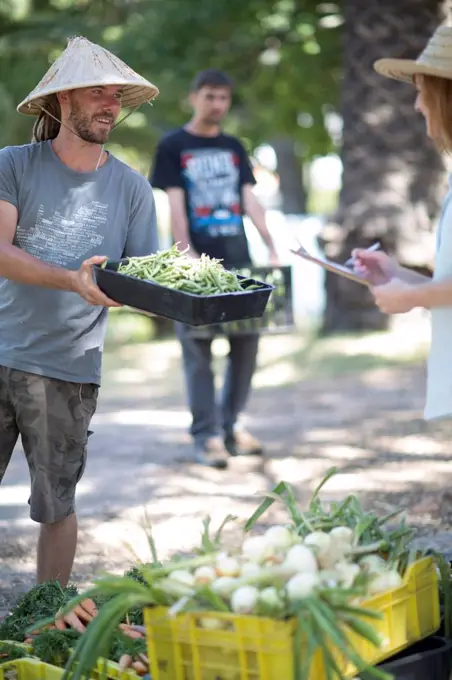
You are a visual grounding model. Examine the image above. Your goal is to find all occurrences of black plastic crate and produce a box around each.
[94,260,274,327]
[361,636,452,680]
[185,265,294,337]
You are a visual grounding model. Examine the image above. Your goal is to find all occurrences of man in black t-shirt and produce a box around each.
[151,69,278,469]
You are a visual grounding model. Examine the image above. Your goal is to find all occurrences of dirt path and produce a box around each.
[2,314,452,613]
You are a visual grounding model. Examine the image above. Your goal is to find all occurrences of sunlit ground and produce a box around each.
[2,309,451,597]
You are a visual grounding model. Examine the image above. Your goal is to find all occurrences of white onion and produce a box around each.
[211,576,238,598]
[216,556,240,577]
[283,544,318,574]
[359,555,387,574]
[159,577,194,597]
[264,525,294,549]
[304,531,340,569]
[240,562,262,578]
[329,526,354,547]
[334,561,360,588]
[231,586,259,614]
[241,535,273,563]
[168,569,195,587]
[194,566,216,585]
[199,616,227,630]
[368,570,402,595]
[286,572,320,601]
[258,586,283,613]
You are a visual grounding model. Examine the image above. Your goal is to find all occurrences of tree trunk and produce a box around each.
[272,136,307,214]
[320,0,447,335]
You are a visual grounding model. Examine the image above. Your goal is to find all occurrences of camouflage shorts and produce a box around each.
[0,366,98,524]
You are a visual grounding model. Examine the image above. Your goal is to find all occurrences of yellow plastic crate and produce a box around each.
[144,556,440,680]
[0,657,139,680]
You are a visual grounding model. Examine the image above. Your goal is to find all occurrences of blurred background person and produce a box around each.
[151,69,278,469]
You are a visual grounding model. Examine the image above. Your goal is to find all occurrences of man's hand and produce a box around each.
[72,256,122,307]
[371,278,417,314]
[269,248,280,267]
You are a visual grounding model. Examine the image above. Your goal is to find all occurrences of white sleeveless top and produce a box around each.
[424,175,452,420]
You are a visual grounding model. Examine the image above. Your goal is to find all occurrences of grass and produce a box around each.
[101,315,429,400]
[283,329,427,381]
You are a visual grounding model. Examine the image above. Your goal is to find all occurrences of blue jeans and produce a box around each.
[175,323,260,445]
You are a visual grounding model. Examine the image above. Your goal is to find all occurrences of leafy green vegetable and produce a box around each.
[0,581,78,641]
[0,642,29,662]
[108,630,147,663]
[31,630,79,666]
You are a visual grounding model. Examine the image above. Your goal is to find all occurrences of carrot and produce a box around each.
[80,598,98,618]
[30,623,57,634]
[119,654,132,671]
[55,617,67,631]
[72,604,93,623]
[131,661,147,675]
[118,623,144,639]
[62,611,87,633]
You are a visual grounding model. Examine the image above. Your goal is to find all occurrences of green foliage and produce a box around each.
[31,629,79,666]
[0,581,78,641]
[0,0,341,165]
[0,642,27,662]
[0,574,147,667]
[108,629,146,663]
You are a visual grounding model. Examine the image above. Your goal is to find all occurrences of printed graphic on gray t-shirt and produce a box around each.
[0,141,158,384]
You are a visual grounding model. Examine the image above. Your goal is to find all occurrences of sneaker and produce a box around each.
[194,436,229,469]
[224,429,263,457]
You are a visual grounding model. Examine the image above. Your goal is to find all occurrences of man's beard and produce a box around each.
[68,99,114,144]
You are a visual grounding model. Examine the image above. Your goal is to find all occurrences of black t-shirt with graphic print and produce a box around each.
[151,128,256,268]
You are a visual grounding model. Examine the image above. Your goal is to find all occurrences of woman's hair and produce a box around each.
[421,75,452,152]
[32,94,61,142]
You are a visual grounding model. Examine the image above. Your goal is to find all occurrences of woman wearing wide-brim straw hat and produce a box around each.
[0,36,159,590]
[351,23,452,424]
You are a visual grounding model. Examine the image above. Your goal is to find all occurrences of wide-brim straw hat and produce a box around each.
[17,35,159,115]
[374,24,452,84]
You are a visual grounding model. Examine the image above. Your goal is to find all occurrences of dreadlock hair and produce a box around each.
[32,94,61,142]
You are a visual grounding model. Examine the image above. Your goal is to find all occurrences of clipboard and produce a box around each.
[290,242,371,287]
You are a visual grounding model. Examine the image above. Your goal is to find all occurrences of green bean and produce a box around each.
[115,244,260,296]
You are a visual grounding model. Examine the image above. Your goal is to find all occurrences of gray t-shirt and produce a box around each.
[425,174,452,420]
[0,140,158,385]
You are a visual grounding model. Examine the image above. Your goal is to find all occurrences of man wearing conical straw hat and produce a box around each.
[0,36,159,585]
[352,21,452,508]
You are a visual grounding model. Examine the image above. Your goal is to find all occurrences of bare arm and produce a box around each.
[0,200,119,306]
[404,279,452,309]
[0,200,76,290]
[395,264,431,285]
[166,188,198,256]
[242,184,277,259]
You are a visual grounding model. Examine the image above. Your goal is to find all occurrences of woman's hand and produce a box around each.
[371,278,416,314]
[351,249,399,285]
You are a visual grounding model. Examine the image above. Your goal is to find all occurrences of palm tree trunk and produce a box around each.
[320,0,447,335]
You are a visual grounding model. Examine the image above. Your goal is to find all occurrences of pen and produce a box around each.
[345,241,381,267]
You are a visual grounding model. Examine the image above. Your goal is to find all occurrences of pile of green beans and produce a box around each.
[112,244,260,296]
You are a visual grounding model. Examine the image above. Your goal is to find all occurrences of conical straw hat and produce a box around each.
[17,36,159,115]
[374,25,452,84]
